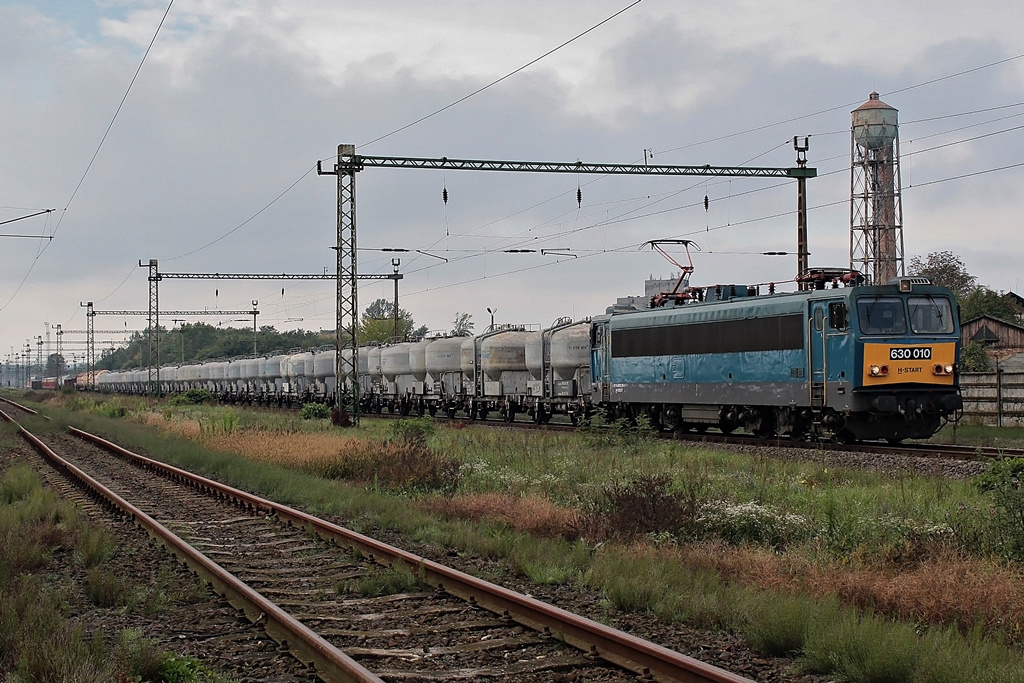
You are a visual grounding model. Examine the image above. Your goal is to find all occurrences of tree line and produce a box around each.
[91,299,475,371]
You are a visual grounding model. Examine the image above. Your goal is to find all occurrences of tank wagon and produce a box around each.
[94,274,962,442]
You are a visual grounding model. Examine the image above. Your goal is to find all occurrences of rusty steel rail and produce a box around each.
[1,416,383,683]
[70,426,754,683]
[0,395,40,416]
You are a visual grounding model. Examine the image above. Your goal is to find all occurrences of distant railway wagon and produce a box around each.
[95,275,962,442]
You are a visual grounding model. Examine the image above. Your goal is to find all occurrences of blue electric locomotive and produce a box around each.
[590,274,962,442]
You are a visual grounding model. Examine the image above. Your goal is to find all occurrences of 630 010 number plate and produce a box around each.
[890,347,932,360]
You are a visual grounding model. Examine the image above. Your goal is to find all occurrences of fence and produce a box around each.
[960,372,1024,427]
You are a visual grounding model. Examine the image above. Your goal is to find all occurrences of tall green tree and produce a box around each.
[960,287,1021,323]
[451,312,474,336]
[359,299,426,344]
[908,251,976,298]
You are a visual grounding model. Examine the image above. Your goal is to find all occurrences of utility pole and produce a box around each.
[794,137,810,290]
[392,259,400,341]
[55,324,63,385]
[35,336,42,385]
[250,301,259,355]
[318,147,816,425]
[172,319,186,363]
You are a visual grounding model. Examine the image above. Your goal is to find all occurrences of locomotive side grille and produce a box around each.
[611,314,804,358]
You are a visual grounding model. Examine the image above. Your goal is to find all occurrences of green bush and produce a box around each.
[300,402,331,420]
[168,389,212,406]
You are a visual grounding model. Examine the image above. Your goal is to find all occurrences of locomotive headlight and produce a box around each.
[870,365,880,376]
[945,364,954,374]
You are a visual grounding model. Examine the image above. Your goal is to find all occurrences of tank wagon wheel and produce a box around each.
[446,406,457,419]
[428,403,437,417]
[532,405,545,425]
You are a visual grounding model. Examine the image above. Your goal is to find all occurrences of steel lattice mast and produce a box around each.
[318,145,816,425]
[118,258,402,401]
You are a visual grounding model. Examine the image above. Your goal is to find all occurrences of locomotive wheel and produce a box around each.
[662,405,681,432]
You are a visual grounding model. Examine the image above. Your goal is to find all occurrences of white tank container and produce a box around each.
[242,358,260,381]
[551,324,590,381]
[285,353,306,384]
[381,343,412,382]
[481,331,531,382]
[314,350,336,380]
[425,337,464,381]
[367,347,382,381]
[460,337,477,381]
[525,332,544,381]
[262,355,285,382]
[408,340,431,382]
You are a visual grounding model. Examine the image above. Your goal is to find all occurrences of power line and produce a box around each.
[53,0,175,238]
[164,163,319,261]
[0,1,173,314]
[655,53,1024,158]
[159,2,645,265]
[0,209,54,228]
[357,0,644,150]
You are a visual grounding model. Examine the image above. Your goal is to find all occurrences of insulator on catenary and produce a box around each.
[704,195,709,211]
[442,187,448,204]
[576,187,582,207]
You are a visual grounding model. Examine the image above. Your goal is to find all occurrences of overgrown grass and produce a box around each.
[0,464,226,681]
[338,565,426,597]
[41,398,1024,681]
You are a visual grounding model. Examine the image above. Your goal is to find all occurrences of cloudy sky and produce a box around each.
[2,0,1023,369]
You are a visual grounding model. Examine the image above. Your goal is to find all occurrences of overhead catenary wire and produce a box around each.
[357,0,644,150]
[0,0,174,314]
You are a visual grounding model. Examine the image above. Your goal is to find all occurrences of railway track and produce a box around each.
[370,406,1005,469]
[0,396,754,683]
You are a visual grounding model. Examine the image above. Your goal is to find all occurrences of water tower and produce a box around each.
[850,92,904,284]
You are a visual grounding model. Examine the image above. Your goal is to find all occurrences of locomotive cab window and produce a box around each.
[828,302,848,330]
[856,297,907,335]
[813,308,824,331]
[908,296,954,334]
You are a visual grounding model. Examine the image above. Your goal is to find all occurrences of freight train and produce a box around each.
[96,272,963,442]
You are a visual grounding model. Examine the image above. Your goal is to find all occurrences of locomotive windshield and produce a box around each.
[857,297,907,335]
[908,296,954,334]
